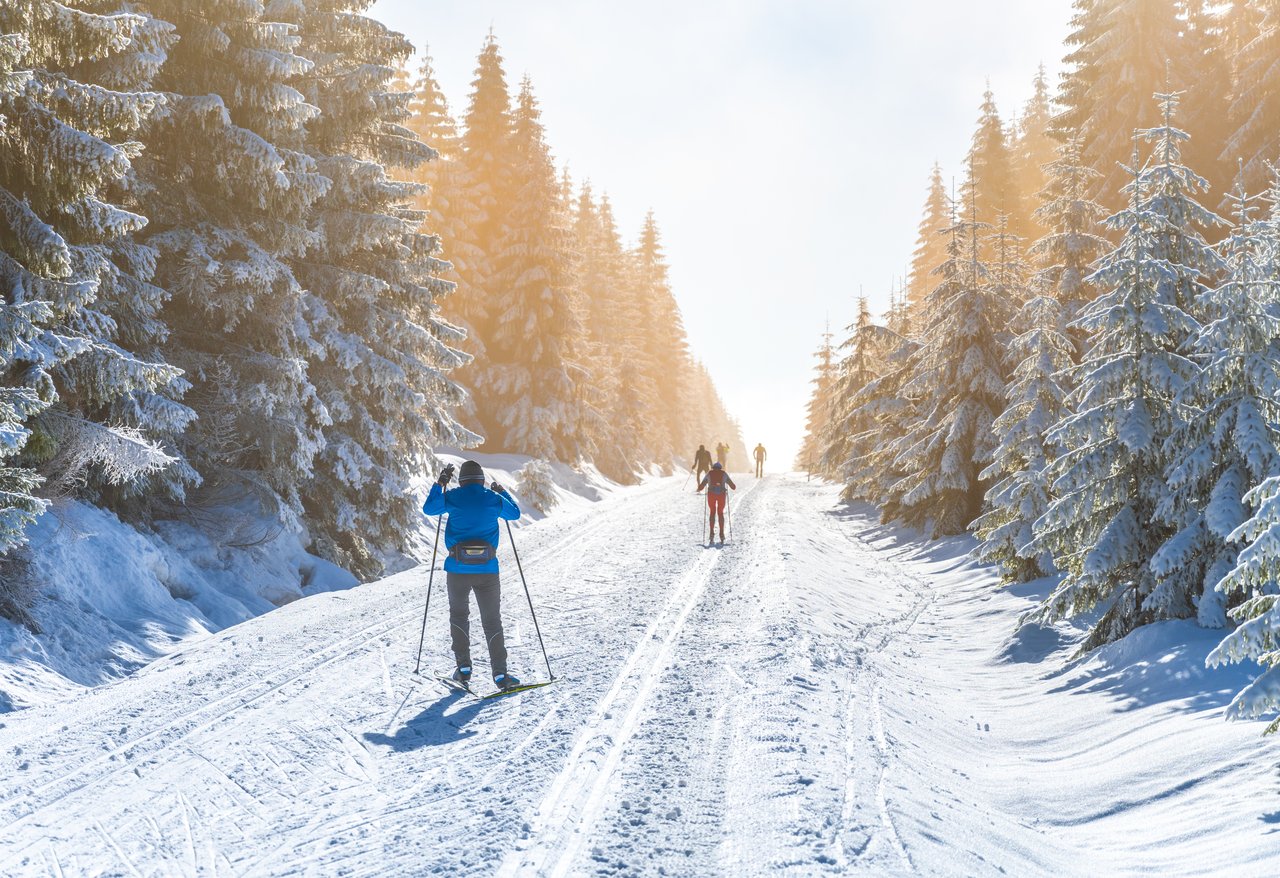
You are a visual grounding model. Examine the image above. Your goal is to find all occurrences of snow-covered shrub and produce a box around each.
[516,459,558,514]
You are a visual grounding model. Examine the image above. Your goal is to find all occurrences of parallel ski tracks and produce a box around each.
[497,480,763,877]
[0,479,679,870]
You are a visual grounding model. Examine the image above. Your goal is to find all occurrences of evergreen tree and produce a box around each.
[634,211,690,464]
[0,2,183,551]
[906,164,949,312]
[284,1,473,577]
[1222,0,1280,194]
[1012,65,1057,242]
[134,0,330,522]
[1153,176,1280,629]
[821,296,883,479]
[1053,0,1187,211]
[449,32,516,437]
[973,292,1074,582]
[963,87,1026,248]
[1029,133,1109,343]
[480,76,585,461]
[891,201,1011,536]
[797,320,836,472]
[1029,108,1211,652]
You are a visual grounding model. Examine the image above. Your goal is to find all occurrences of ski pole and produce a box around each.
[413,509,445,675]
[682,469,692,491]
[505,520,555,681]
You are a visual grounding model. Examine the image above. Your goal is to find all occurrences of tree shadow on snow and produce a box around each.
[363,691,494,751]
[1044,620,1259,713]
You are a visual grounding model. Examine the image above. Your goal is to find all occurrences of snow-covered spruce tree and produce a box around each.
[477,76,586,462]
[1012,65,1057,242]
[405,49,486,379]
[1221,0,1280,195]
[1053,0,1188,210]
[0,2,186,551]
[972,291,1074,583]
[891,200,1011,537]
[905,164,950,313]
[281,1,474,578]
[1028,133,1108,344]
[1028,117,1211,652]
[134,0,330,522]
[633,211,691,466]
[515,458,557,514]
[1154,176,1280,631]
[796,320,836,472]
[821,295,891,482]
[1205,169,1280,731]
[963,87,1026,251]
[449,32,518,440]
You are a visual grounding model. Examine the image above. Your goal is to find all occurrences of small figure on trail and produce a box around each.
[715,441,730,468]
[692,444,713,486]
[753,443,767,478]
[422,460,524,691]
[697,461,737,544]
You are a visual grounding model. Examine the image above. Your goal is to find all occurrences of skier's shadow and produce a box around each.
[363,691,494,751]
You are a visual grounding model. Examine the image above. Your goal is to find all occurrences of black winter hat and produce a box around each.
[459,460,485,484]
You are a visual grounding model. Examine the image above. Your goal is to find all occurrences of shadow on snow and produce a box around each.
[363,690,496,751]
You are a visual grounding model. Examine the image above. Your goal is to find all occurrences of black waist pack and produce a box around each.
[451,539,496,565]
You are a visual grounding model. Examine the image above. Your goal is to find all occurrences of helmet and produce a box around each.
[459,460,485,485]
[711,462,722,470]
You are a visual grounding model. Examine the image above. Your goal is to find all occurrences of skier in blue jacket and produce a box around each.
[422,459,522,690]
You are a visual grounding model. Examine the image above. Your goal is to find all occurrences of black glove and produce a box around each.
[491,480,508,495]
[438,463,455,487]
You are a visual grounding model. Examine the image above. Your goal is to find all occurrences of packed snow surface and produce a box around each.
[1,475,1277,876]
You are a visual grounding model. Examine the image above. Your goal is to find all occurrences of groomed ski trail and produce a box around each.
[1,474,1277,876]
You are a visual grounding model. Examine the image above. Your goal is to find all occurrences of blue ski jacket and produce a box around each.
[422,482,521,574]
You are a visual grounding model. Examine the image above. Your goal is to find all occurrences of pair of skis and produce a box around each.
[432,673,556,700]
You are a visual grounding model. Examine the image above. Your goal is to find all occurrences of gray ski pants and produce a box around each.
[446,571,507,677]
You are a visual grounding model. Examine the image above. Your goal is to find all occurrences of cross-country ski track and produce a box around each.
[1,474,1277,877]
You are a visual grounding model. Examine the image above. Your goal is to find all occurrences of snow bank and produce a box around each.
[0,450,622,713]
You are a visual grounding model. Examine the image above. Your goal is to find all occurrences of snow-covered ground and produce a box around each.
[1,474,1277,876]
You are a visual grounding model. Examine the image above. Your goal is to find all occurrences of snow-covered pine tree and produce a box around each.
[1153,175,1280,630]
[1221,0,1280,195]
[841,303,918,515]
[1052,0,1191,211]
[449,32,517,440]
[1012,65,1057,242]
[1179,1,1251,200]
[796,320,836,472]
[405,49,486,383]
[0,2,187,551]
[905,164,949,313]
[1204,167,1280,732]
[1029,133,1108,344]
[480,76,586,462]
[634,211,691,465]
[973,291,1073,583]
[891,198,1011,536]
[1029,109,1209,652]
[134,0,330,522]
[282,1,473,578]
[820,295,882,480]
[963,87,1026,250]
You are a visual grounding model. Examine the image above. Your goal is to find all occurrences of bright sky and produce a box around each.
[370,0,1074,468]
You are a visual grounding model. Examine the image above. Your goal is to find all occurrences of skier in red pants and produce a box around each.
[697,462,736,543]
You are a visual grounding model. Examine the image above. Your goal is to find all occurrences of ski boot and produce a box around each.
[494,673,522,692]
[452,666,472,685]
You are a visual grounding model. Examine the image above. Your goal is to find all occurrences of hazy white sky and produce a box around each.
[369,0,1074,467]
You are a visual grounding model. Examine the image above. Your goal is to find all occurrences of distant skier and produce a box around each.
[691,444,713,486]
[753,443,767,478]
[715,441,730,469]
[697,462,736,544]
[422,460,523,691]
